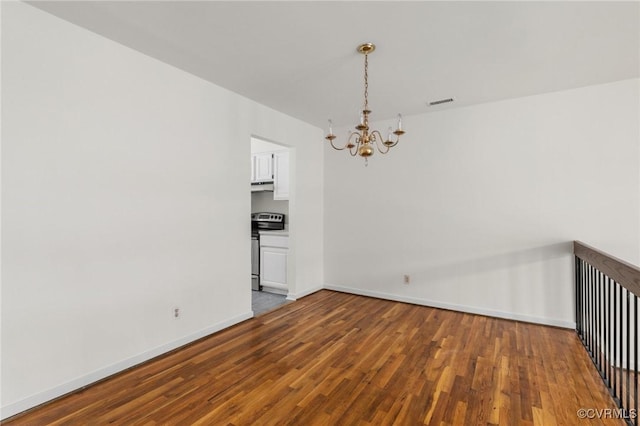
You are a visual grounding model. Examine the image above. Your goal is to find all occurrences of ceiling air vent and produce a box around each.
[428,98,455,106]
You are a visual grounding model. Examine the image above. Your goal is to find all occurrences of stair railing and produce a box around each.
[574,241,640,425]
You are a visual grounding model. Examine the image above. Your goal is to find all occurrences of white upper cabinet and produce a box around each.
[250,137,289,200]
[273,151,289,201]
[252,153,273,183]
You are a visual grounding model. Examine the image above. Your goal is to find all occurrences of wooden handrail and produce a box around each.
[574,240,640,296]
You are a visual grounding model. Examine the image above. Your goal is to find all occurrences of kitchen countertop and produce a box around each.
[259,229,289,237]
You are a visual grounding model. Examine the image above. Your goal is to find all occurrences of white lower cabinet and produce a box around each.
[260,234,288,294]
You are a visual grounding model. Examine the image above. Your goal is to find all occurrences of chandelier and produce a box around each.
[325,43,405,164]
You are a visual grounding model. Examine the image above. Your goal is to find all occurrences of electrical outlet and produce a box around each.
[403,275,410,285]
[173,307,180,319]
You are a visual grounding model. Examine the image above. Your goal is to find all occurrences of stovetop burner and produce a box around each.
[251,212,285,232]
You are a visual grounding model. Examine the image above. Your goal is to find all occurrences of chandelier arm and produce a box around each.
[386,138,400,148]
[328,130,360,151]
[383,130,403,148]
[349,132,360,156]
[328,139,347,151]
[370,130,391,154]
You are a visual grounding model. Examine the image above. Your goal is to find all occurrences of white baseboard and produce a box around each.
[287,285,323,301]
[1,311,253,420]
[324,284,575,329]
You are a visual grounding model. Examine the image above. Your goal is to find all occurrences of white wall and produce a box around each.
[1,2,323,418]
[325,78,640,328]
[251,137,283,154]
[251,192,289,222]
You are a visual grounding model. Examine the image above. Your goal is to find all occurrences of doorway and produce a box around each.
[250,137,291,314]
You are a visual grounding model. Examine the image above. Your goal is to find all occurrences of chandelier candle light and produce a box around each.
[325,43,405,165]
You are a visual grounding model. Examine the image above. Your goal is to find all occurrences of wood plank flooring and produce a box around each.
[3,290,625,425]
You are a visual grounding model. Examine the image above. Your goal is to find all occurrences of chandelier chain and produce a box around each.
[364,53,369,111]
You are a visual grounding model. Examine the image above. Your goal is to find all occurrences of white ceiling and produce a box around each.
[28,1,640,129]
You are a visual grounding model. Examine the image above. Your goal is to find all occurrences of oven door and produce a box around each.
[251,236,260,290]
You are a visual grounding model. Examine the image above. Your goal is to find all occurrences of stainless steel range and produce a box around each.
[251,212,285,291]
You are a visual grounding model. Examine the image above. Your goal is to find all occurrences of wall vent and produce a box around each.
[428,98,455,106]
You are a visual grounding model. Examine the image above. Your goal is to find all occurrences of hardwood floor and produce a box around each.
[3,290,625,425]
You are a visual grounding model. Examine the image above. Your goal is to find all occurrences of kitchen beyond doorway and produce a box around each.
[250,137,290,296]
